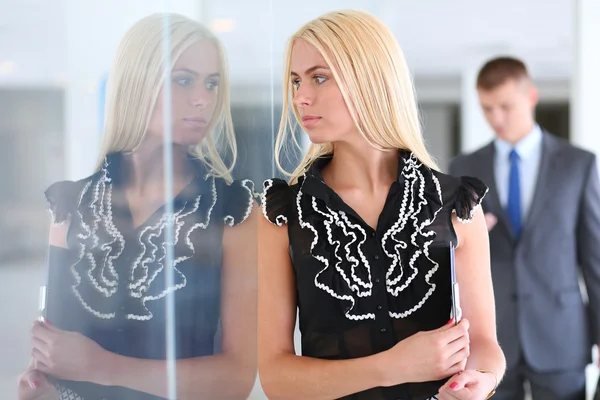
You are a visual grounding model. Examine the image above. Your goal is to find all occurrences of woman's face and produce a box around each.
[290,39,357,145]
[147,40,221,147]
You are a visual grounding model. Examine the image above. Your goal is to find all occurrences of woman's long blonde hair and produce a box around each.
[95,13,236,183]
[275,9,438,184]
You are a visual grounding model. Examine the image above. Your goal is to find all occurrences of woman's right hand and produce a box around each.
[17,359,57,400]
[381,318,470,386]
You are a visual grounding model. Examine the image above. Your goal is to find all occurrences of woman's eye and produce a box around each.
[292,79,301,90]
[315,76,326,84]
[175,77,192,87]
[205,81,219,91]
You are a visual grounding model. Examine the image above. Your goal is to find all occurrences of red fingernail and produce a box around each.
[30,380,39,389]
[446,318,454,325]
[450,382,458,390]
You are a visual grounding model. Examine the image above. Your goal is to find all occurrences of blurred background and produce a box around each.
[0,0,598,398]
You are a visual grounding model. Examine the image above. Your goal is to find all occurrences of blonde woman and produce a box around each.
[259,10,505,400]
[18,13,257,400]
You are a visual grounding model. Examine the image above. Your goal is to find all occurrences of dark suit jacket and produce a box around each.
[449,131,600,372]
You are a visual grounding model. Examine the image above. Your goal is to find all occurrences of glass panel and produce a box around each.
[5,1,260,399]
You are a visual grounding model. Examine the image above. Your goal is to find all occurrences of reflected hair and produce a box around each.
[95,13,236,183]
[275,9,438,183]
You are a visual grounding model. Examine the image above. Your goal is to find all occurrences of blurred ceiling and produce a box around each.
[0,0,573,87]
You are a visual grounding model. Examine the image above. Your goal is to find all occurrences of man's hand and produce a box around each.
[484,213,497,231]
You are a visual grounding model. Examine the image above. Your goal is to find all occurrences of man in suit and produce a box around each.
[449,56,600,400]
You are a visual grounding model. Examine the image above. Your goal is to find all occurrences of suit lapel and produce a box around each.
[479,143,514,241]
[520,133,560,236]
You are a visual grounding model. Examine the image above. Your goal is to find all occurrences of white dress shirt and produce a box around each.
[494,125,543,220]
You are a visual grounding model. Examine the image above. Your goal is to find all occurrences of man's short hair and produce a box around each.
[476,57,530,90]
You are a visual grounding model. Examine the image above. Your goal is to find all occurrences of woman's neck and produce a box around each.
[121,142,194,195]
[322,142,399,193]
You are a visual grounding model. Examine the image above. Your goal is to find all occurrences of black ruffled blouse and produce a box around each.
[43,152,255,400]
[261,151,487,400]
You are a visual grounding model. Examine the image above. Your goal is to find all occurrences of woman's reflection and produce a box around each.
[18,13,257,400]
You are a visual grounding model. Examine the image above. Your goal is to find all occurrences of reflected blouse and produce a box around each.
[43,152,255,400]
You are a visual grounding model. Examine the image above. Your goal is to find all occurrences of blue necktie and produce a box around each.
[507,149,522,238]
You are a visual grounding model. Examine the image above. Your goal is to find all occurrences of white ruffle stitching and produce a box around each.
[48,207,56,224]
[313,200,373,296]
[48,207,67,226]
[296,153,446,320]
[453,186,489,224]
[384,155,442,318]
[183,175,217,255]
[67,165,218,321]
[387,159,443,318]
[128,199,195,295]
[275,215,288,226]
[381,165,411,290]
[261,179,272,223]
[261,179,288,226]
[339,212,372,291]
[297,180,375,321]
[127,176,217,321]
[223,215,235,226]
[98,182,123,293]
[128,203,187,297]
[126,208,185,320]
[84,171,118,295]
[72,168,121,317]
[70,179,116,319]
[89,178,102,249]
[224,179,255,227]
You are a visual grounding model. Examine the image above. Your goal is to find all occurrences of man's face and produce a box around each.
[478,78,538,144]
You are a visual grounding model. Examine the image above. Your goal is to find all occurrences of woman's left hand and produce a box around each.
[437,369,496,400]
[31,320,113,385]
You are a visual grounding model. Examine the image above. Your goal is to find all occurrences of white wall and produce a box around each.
[0,89,64,258]
[420,104,455,172]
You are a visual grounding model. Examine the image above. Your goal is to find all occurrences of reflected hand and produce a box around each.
[437,369,496,400]
[17,358,57,400]
[31,320,112,385]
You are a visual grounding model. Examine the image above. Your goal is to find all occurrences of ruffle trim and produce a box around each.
[43,155,243,321]
[222,179,255,227]
[452,176,488,223]
[45,177,97,226]
[260,155,488,321]
[299,155,444,319]
[261,178,294,227]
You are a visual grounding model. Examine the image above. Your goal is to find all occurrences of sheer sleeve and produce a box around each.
[221,179,256,227]
[44,179,88,225]
[261,178,294,226]
[452,176,489,223]
[44,180,113,400]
